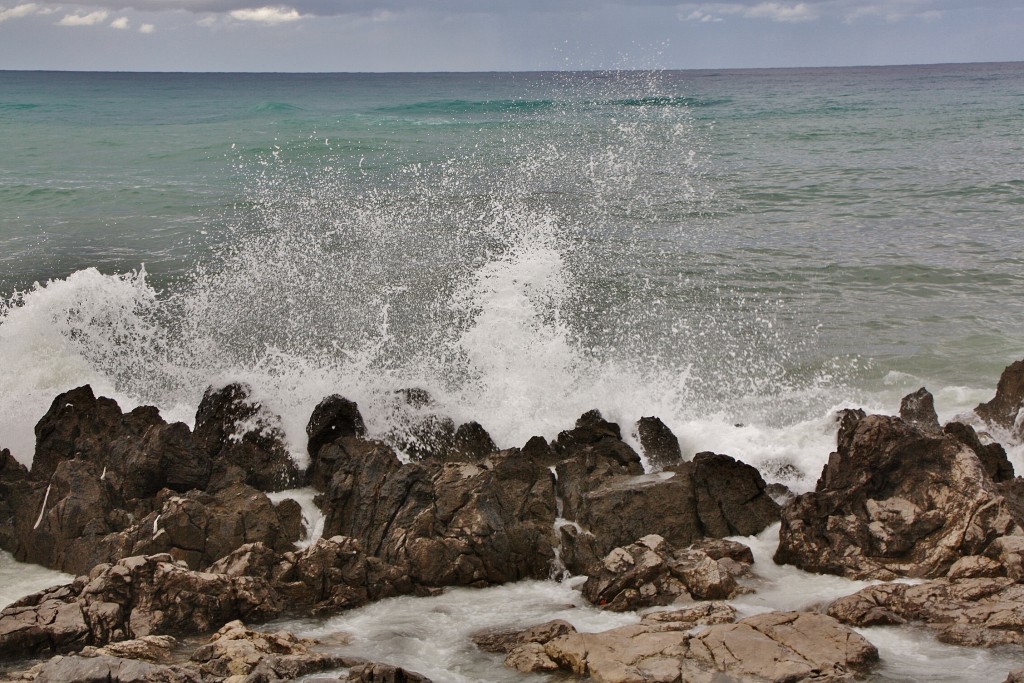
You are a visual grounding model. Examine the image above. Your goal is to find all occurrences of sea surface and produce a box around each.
[1,64,1023,680]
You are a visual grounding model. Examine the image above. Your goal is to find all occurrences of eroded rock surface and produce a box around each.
[976,359,1024,440]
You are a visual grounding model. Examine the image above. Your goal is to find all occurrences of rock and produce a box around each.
[689,451,781,538]
[639,602,737,630]
[944,421,1015,482]
[519,435,560,468]
[194,383,300,492]
[543,622,690,682]
[1006,670,1024,683]
[318,435,556,589]
[828,576,1024,648]
[900,387,941,434]
[775,412,1024,580]
[473,619,576,654]
[345,662,434,682]
[976,359,1024,439]
[190,620,347,680]
[0,554,280,657]
[306,394,366,467]
[31,386,211,498]
[581,535,750,611]
[635,416,682,469]
[564,454,779,560]
[29,654,201,683]
[109,483,302,571]
[946,555,1004,580]
[679,611,878,682]
[84,635,178,662]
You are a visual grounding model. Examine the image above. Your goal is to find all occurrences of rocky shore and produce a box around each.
[0,360,1022,682]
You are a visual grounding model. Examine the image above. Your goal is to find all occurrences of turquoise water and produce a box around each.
[1,65,1022,485]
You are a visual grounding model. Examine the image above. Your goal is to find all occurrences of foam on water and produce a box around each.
[0,551,72,610]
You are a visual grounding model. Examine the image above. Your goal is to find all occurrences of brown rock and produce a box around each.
[345,662,434,682]
[190,620,346,680]
[635,416,682,469]
[900,387,941,434]
[976,359,1024,439]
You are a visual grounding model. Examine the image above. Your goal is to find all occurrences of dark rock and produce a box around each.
[556,523,604,577]
[31,386,211,499]
[690,451,781,538]
[194,383,300,492]
[635,416,682,468]
[445,421,497,463]
[317,435,557,588]
[346,662,434,683]
[473,619,577,654]
[395,387,433,409]
[944,421,1014,482]
[306,394,366,463]
[828,577,1024,648]
[0,554,279,658]
[776,413,1024,580]
[900,387,941,434]
[519,436,560,468]
[976,359,1024,439]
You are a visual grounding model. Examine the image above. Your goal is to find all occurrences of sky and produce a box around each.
[0,0,1021,72]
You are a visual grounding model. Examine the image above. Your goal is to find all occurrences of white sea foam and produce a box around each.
[0,551,73,610]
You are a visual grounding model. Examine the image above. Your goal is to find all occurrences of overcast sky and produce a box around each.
[0,0,1021,71]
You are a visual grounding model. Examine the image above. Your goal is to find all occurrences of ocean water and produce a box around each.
[1,64,1023,679]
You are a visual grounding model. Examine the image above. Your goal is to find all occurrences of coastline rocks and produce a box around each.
[635,417,682,469]
[827,576,1024,647]
[775,411,1024,580]
[976,359,1024,439]
[899,387,941,434]
[194,384,300,492]
[315,433,557,588]
[580,534,751,611]
[0,554,280,658]
[506,608,875,683]
[189,620,346,681]
[32,386,211,498]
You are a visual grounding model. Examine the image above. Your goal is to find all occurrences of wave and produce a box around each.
[375,98,555,116]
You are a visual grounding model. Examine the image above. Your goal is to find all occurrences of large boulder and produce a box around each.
[31,386,211,498]
[189,620,347,680]
[530,609,875,683]
[976,359,1024,439]
[580,534,752,611]
[315,436,557,589]
[194,383,300,492]
[0,554,279,658]
[828,576,1024,648]
[775,412,1024,580]
[635,416,682,469]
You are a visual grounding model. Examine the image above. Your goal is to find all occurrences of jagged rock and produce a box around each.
[635,416,682,469]
[519,435,560,468]
[976,359,1024,439]
[827,577,1024,647]
[190,620,347,680]
[639,602,737,630]
[0,554,279,658]
[306,394,366,467]
[563,453,778,559]
[318,435,556,588]
[84,635,178,662]
[581,535,750,611]
[28,654,201,683]
[345,662,434,683]
[31,386,211,498]
[105,483,301,572]
[900,387,941,434]
[194,383,300,492]
[678,611,878,682]
[557,522,604,576]
[944,421,1015,482]
[775,412,1024,580]
[1006,670,1024,683]
[473,619,577,654]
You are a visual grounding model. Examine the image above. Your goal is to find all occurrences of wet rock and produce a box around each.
[319,435,556,588]
[29,654,201,683]
[828,576,1024,647]
[519,435,560,468]
[635,416,682,469]
[306,394,366,467]
[944,421,1015,482]
[976,359,1024,439]
[472,619,577,654]
[0,554,279,658]
[565,453,779,559]
[190,620,347,680]
[345,662,434,683]
[194,383,300,492]
[775,412,1024,580]
[1006,670,1024,683]
[679,611,878,682]
[108,483,302,571]
[689,451,781,538]
[581,535,750,611]
[31,386,211,498]
[899,387,941,434]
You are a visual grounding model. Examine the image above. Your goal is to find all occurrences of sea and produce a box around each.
[1,63,1023,680]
